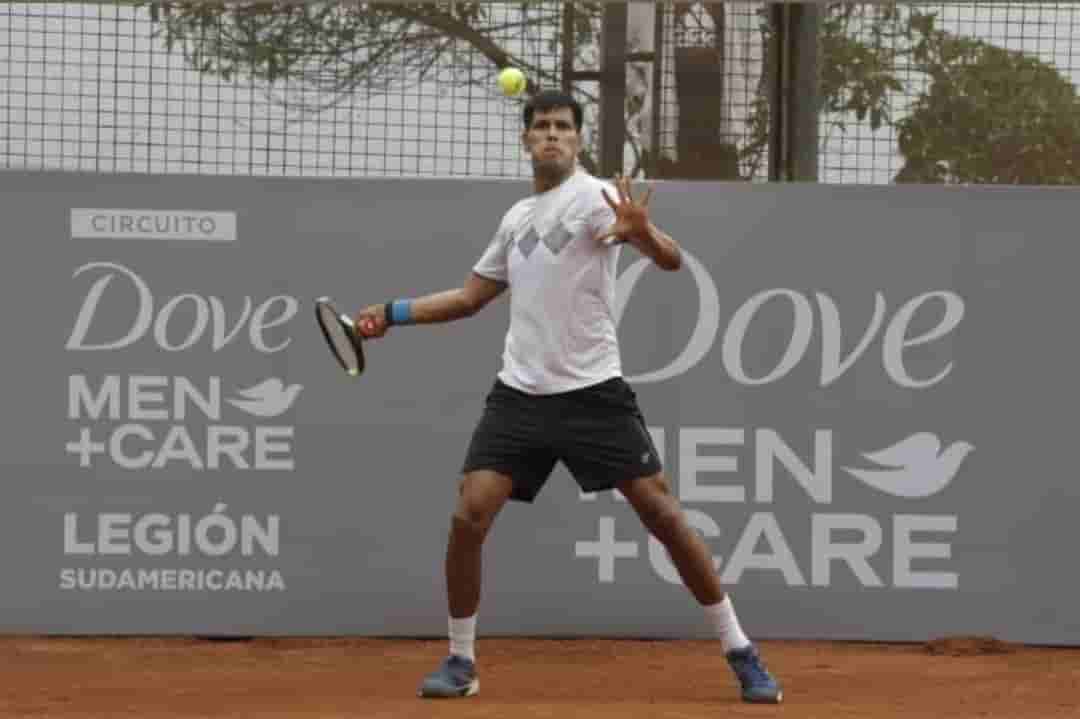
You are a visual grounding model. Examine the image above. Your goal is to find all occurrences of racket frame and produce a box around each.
[315,297,366,376]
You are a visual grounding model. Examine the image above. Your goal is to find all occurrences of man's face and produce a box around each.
[523,106,580,175]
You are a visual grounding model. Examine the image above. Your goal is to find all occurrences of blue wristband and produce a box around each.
[389,299,413,326]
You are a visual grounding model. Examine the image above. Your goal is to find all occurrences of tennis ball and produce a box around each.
[497,67,527,97]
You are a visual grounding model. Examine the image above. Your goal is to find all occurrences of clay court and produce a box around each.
[3,635,1077,718]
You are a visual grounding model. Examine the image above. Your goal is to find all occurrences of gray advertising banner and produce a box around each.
[0,171,1076,645]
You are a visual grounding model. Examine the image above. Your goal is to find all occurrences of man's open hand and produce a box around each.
[597,173,654,246]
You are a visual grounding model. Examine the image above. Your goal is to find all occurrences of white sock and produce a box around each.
[704,596,751,654]
[448,615,477,661]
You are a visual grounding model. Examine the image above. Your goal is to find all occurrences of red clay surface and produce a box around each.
[2,635,1077,718]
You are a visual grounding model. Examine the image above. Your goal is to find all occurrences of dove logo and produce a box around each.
[66,261,299,354]
[578,425,966,590]
[665,427,973,505]
[614,252,719,384]
[614,252,964,388]
[842,433,974,499]
[227,379,303,418]
[66,374,300,472]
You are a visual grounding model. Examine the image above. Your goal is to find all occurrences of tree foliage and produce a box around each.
[894,22,1080,184]
[143,2,580,109]
[818,4,1080,184]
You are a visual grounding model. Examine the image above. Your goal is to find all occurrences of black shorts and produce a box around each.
[461,377,663,503]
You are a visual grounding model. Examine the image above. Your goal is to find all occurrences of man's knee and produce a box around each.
[451,509,494,542]
[621,474,682,536]
[453,499,496,537]
[451,474,508,540]
[620,473,673,504]
[643,474,673,498]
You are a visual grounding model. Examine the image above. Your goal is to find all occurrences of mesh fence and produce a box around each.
[654,2,769,180]
[2,2,1080,184]
[1,2,566,177]
[818,2,1080,184]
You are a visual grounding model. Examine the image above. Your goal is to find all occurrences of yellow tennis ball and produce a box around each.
[497,67,526,97]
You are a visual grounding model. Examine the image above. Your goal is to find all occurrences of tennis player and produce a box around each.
[353,89,782,705]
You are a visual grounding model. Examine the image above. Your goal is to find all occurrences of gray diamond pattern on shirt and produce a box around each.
[542,224,574,255]
[515,226,539,258]
[515,223,573,259]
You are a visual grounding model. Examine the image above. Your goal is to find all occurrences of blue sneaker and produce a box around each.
[726,644,782,704]
[418,654,479,698]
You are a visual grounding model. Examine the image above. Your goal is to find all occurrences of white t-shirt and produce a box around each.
[473,169,622,395]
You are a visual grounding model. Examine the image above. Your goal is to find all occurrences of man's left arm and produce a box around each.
[629,222,682,272]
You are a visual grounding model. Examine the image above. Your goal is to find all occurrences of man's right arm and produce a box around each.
[354,272,507,338]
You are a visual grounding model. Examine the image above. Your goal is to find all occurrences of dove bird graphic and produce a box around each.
[842,432,974,498]
[227,378,303,418]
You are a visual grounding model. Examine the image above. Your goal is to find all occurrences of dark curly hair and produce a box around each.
[523,90,583,131]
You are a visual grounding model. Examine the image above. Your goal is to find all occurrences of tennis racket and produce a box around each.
[315,297,367,377]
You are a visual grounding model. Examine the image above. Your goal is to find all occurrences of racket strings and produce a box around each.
[317,303,362,374]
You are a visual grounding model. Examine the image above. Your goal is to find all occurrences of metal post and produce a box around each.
[768,2,820,182]
[790,2,820,182]
[649,1,664,178]
[600,2,628,177]
[767,3,789,182]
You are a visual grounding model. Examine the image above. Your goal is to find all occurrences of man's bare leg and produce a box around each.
[616,473,722,604]
[420,470,512,699]
[617,473,783,704]
[447,470,514,619]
